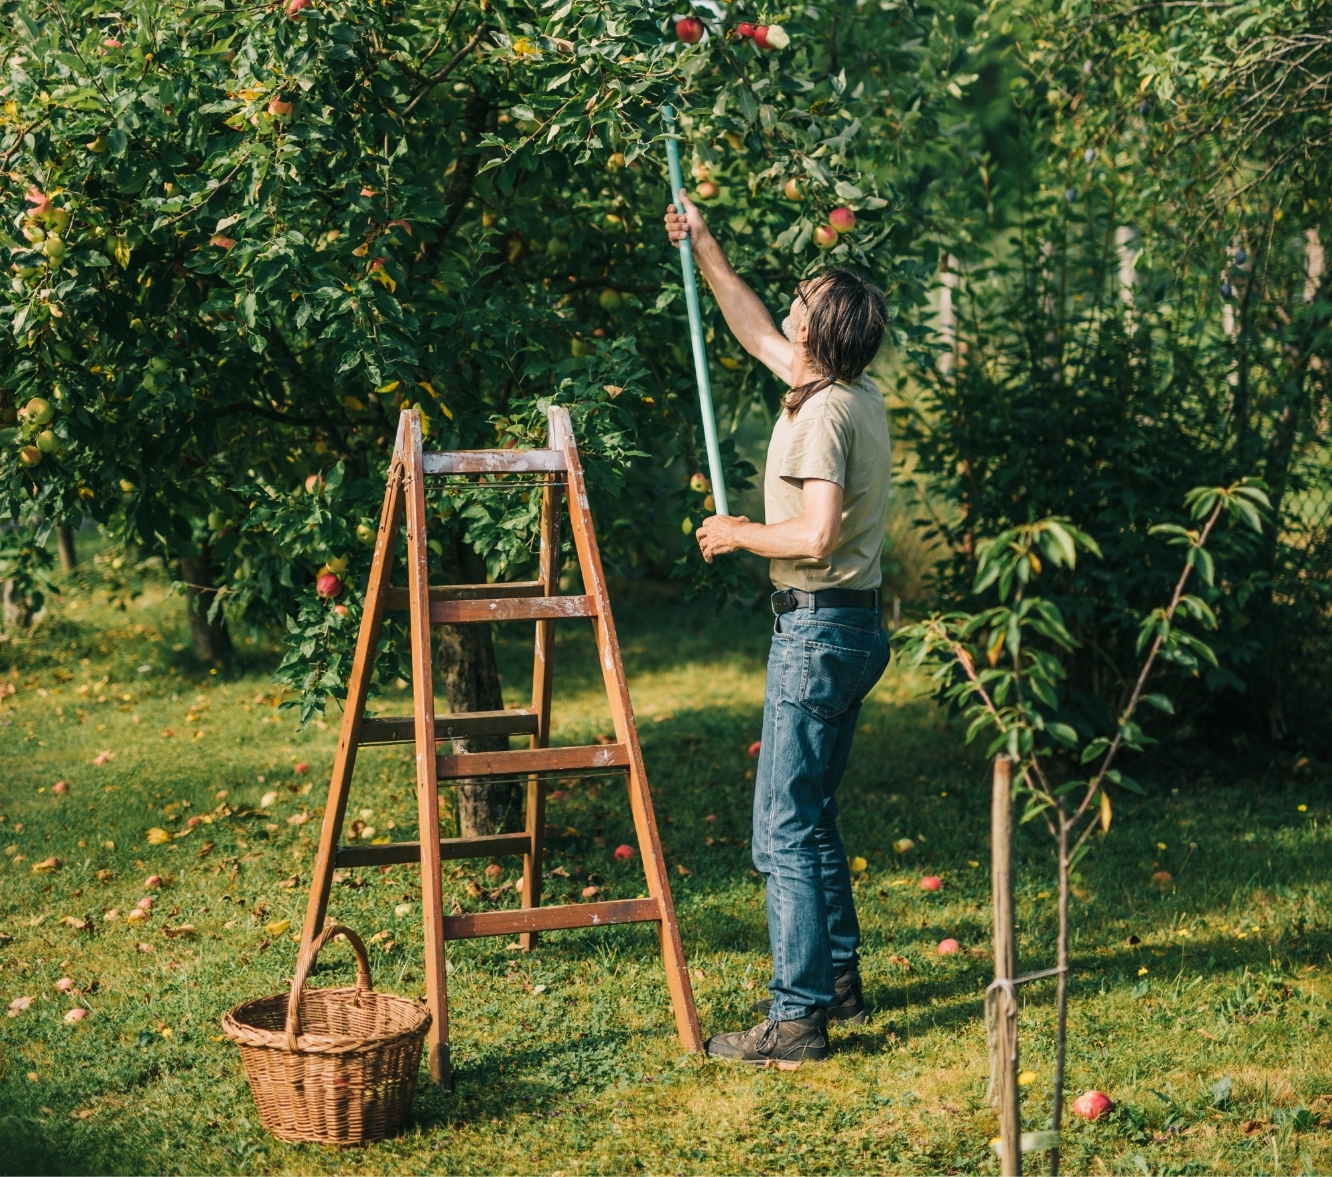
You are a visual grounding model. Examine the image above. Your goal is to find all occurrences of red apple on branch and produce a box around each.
[316,573,343,599]
[813,224,839,249]
[829,207,856,232]
[735,22,755,37]
[675,16,704,43]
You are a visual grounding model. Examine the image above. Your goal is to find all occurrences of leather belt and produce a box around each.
[771,588,880,615]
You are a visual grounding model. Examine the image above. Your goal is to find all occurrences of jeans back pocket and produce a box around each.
[797,639,872,720]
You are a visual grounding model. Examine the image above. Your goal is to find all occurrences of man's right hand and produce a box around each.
[664,188,711,250]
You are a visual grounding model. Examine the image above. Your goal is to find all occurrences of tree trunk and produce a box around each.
[1,579,32,631]
[179,549,232,664]
[436,534,518,837]
[55,525,78,573]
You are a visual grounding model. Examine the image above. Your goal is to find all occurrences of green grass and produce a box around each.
[2,566,1331,1175]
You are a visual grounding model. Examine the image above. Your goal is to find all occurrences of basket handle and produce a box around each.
[285,922,373,1051]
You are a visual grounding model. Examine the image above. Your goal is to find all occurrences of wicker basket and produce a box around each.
[223,923,431,1145]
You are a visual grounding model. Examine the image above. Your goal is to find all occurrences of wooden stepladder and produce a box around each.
[299,406,702,1085]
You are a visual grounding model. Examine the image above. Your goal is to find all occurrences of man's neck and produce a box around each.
[789,344,821,390]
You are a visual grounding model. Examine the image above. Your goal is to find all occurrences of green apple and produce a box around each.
[18,445,41,468]
[25,397,54,425]
[356,522,376,546]
[36,430,57,453]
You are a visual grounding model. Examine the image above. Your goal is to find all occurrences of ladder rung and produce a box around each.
[429,595,596,624]
[442,897,660,939]
[336,833,532,868]
[423,449,567,475]
[437,743,629,780]
[383,582,544,611]
[358,709,540,745]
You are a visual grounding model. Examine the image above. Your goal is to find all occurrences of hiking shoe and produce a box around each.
[705,1013,829,1067]
[752,970,866,1025]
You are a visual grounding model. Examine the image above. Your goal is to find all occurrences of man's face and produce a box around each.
[782,280,814,345]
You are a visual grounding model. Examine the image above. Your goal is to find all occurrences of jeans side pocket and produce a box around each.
[797,639,872,720]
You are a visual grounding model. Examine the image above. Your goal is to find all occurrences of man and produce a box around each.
[664,191,892,1065]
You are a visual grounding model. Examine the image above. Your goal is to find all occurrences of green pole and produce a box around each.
[661,104,729,517]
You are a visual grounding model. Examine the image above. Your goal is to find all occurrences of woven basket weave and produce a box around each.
[223,923,431,1144]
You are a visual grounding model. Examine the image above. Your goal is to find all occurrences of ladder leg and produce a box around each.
[553,407,703,1051]
[299,466,405,957]
[520,473,562,951]
[404,412,452,1087]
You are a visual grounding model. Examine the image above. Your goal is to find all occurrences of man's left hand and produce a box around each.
[696,514,750,563]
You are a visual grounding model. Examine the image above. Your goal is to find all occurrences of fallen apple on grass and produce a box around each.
[849,856,867,872]
[55,978,76,992]
[614,844,636,861]
[1152,870,1173,886]
[747,740,762,758]
[1073,1090,1114,1121]
[52,781,67,795]
[64,1007,89,1023]
[484,863,503,880]
[893,838,915,854]
[937,938,960,955]
[920,876,943,891]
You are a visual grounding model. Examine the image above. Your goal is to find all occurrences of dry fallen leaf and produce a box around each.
[136,941,155,954]
[162,924,197,939]
[264,919,290,937]
[145,828,170,846]
[7,995,34,1016]
[197,842,214,859]
[31,857,60,874]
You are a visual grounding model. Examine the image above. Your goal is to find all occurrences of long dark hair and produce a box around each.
[783,267,887,415]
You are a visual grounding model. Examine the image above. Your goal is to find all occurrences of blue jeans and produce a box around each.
[752,605,890,1021]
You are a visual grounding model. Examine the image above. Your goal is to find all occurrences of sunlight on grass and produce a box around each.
[1,576,1330,1174]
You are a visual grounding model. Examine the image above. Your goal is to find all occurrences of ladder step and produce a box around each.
[358,709,540,745]
[429,595,596,624]
[438,743,629,781]
[336,832,532,869]
[442,897,661,940]
[423,449,567,475]
[383,582,544,611]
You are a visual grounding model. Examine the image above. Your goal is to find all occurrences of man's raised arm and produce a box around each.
[664,189,794,385]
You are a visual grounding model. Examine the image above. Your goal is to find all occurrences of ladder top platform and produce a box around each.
[423,449,567,475]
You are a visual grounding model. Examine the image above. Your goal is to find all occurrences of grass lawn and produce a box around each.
[1,564,1331,1175]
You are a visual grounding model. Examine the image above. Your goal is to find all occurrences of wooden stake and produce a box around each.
[991,755,1021,1177]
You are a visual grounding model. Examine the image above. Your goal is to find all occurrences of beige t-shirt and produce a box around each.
[764,374,891,592]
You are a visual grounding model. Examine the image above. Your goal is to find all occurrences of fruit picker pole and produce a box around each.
[661,103,730,517]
